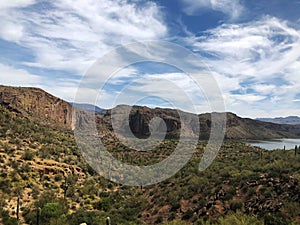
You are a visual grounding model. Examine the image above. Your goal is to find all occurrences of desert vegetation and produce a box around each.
[1,102,300,225]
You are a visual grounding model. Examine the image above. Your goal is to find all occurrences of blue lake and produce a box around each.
[247,139,300,150]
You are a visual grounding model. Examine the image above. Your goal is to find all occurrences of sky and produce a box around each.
[0,0,300,118]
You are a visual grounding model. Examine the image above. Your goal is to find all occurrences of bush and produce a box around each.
[22,150,34,160]
[181,209,193,220]
[0,208,19,225]
[66,209,104,225]
[230,201,243,212]
[170,202,181,212]
[155,216,163,224]
[42,203,62,218]
[218,211,263,225]
[54,174,63,182]
[264,213,291,225]
[224,187,236,201]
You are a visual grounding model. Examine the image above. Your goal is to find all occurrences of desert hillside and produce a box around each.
[0,85,300,225]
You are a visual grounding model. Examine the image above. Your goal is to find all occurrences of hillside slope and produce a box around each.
[1,85,300,140]
[1,103,300,224]
[0,85,300,224]
[220,113,300,139]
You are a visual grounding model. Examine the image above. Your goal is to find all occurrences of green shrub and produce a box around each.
[181,209,193,220]
[218,211,263,225]
[230,201,243,212]
[155,216,163,224]
[264,213,291,225]
[22,150,34,160]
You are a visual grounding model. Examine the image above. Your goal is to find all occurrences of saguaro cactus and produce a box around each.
[16,195,20,222]
[36,207,41,225]
[106,216,111,225]
[62,176,69,199]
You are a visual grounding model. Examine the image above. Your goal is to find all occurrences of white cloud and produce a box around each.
[103,72,209,113]
[190,17,300,78]
[0,63,79,102]
[0,0,171,107]
[0,0,167,73]
[0,0,36,42]
[0,1,299,118]
[181,0,244,20]
[0,64,42,86]
[252,84,276,95]
[0,0,35,10]
[0,22,24,42]
[232,94,266,103]
[186,16,300,117]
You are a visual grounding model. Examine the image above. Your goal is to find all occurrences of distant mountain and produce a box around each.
[100,105,300,140]
[222,113,300,139]
[1,85,300,139]
[71,102,105,114]
[257,116,300,125]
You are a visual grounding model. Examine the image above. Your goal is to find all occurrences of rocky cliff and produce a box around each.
[0,85,73,129]
[101,105,199,139]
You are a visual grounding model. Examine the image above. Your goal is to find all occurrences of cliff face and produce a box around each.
[101,105,201,138]
[0,85,73,129]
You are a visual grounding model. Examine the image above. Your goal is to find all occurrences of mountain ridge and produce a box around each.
[71,102,105,114]
[1,85,300,140]
[257,116,300,125]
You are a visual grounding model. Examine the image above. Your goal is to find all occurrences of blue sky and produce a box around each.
[0,0,300,118]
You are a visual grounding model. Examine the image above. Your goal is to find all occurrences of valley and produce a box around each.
[0,85,300,225]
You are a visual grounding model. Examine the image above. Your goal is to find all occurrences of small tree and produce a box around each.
[42,202,66,225]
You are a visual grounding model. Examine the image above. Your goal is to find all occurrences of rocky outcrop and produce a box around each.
[102,105,189,138]
[0,85,73,129]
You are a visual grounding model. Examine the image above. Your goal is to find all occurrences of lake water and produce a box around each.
[246,139,300,150]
